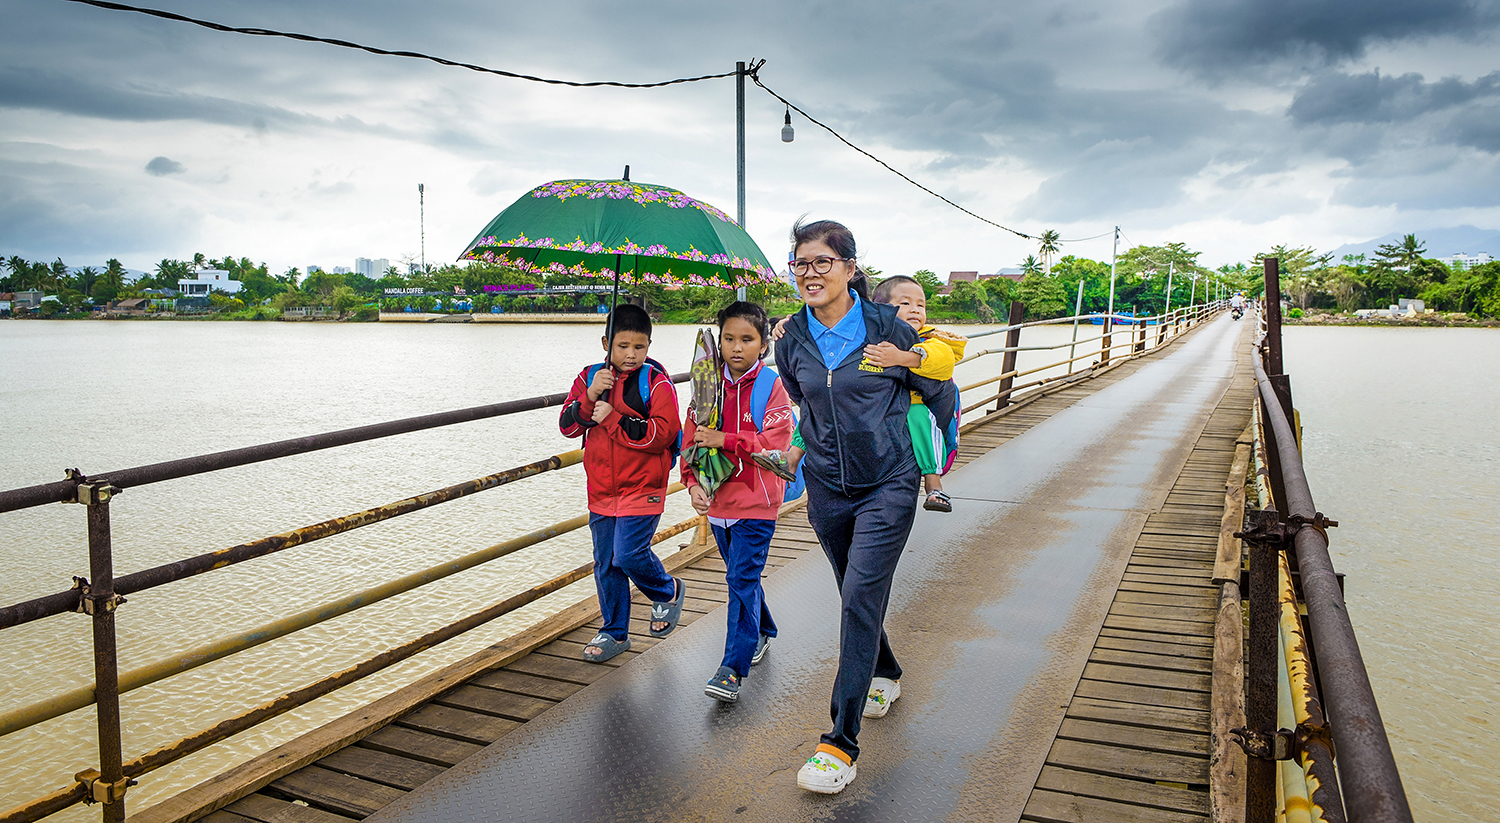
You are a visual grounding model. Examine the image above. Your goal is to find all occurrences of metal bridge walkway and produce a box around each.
[185,316,1251,823]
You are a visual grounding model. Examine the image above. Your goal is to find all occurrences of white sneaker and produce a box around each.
[796,744,857,794]
[864,677,900,718]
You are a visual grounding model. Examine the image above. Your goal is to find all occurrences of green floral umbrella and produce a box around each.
[460,179,778,295]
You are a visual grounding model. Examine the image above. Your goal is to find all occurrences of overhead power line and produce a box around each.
[746,66,1035,240]
[63,0,1115,245]
[59,0,738,88]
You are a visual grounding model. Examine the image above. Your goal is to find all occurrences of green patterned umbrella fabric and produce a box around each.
[460,179,778,289]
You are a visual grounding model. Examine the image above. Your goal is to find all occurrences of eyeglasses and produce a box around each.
[790,256,849,276]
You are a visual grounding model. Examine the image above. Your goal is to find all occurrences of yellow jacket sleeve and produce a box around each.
[911,329,967,381]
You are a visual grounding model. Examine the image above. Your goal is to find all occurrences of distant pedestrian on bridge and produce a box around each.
[773,219,956,794]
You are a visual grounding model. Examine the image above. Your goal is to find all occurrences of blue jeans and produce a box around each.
[589,513,676,641]
[804,470,919,761]
[711,519,780,678]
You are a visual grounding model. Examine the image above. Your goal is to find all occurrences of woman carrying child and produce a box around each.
[770,219,955,795]
[680,301,793,703]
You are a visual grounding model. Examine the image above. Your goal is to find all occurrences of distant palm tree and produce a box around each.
[1038,230,1061,275]
[192,252,207,273]
[74,266,100,295]
[1020,254,1042,276]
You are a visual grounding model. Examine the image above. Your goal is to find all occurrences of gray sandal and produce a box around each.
[582,632,630,663]
[649,578,686,638]
[923,490,953,512]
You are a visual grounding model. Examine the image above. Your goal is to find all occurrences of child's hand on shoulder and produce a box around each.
[591,400,613,423]
[862,341,920,369]
[771,315,791,341]
[693,428,726,449]
[587,368,615,401]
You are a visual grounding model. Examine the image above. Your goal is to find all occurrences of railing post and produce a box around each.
[1134,322,1146,354]
[994,301,1026,411]
[1263,258,1283,376]
[74,479,130,822]
[1241,510,1280,823]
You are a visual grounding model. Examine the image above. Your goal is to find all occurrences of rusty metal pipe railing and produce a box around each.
[0,512,703,823]
[0,373,691,515]
[0,480,686,738]
[1252,347,1414,823]
[0,451,586,630]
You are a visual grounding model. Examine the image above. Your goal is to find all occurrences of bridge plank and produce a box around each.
[394,705,519,746]
[1033,766,1208,815]
[1082,662,1212,693]
[433,685,555,722]
[1093,635,1213,660]
[1065,696,1208,732]
[268,766,405,818]
[1090,647,1212,674]
[1056,718,1209,758]
[1075,675,1211,712]
[222,793,357,823]
[1022,787,1206,823]
[360,726,481,768]
[1045,738,1208,785]
[316,747,446,791]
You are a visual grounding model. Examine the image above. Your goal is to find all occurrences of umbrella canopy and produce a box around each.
[460,179,778,289]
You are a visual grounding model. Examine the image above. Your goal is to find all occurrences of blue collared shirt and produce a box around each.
[806,291,867,369]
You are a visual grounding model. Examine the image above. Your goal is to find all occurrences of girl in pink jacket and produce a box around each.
[682,301,794,703]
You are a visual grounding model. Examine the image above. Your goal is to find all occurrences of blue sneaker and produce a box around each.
[705,666,740,703]
[751,633,770,666]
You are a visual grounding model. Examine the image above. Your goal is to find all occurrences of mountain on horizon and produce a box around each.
[1329,225,1500,260]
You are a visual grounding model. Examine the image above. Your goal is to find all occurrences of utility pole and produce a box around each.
[1103,226,1119,365]
[1165,260,1174,317]
[418,183,425,275]
[736,61,747,302]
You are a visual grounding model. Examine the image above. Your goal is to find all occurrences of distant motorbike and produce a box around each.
[1231,306,1244,320]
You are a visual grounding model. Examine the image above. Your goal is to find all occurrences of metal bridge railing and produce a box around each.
[1233,258,1414,823]
[0,299,1224,823]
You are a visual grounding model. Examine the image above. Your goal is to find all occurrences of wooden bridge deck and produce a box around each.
[175,317,1252,823]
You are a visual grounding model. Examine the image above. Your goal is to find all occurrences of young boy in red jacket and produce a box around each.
[681,301,794,702]
[559,304,686,663]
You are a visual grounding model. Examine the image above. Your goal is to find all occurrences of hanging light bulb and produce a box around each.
[781,107,795,143]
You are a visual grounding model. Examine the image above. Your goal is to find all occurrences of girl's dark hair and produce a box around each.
[716,300,770,360]
[872,274,921,304]
[791,217,870,301]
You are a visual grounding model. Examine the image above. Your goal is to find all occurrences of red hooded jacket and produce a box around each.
[680,360,794,520]
[559,361,681,517]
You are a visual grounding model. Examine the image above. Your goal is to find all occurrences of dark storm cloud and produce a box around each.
[1153,0,1498,76]
[1288,70,1500,125]
[0,65,399,137]
[145,156,185,176]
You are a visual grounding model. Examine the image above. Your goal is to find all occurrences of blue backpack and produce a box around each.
[584,358,683,462]
[748,365,807,502]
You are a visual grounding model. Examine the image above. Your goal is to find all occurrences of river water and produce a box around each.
[0,317,1106,818]
[1284,326,1500,822]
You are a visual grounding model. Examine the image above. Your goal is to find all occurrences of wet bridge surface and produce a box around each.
[197,315,1253,823]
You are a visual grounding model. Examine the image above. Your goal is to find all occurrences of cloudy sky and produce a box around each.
[2,0,1498,278]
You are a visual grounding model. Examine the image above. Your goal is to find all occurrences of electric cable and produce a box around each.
[61,0,1121,246]
[747,66,1035,240]
[58,0,738,88]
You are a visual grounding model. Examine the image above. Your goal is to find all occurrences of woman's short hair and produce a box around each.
[791,217,870,301]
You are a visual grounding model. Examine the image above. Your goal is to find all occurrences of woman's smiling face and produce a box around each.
[793,239,853,311]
